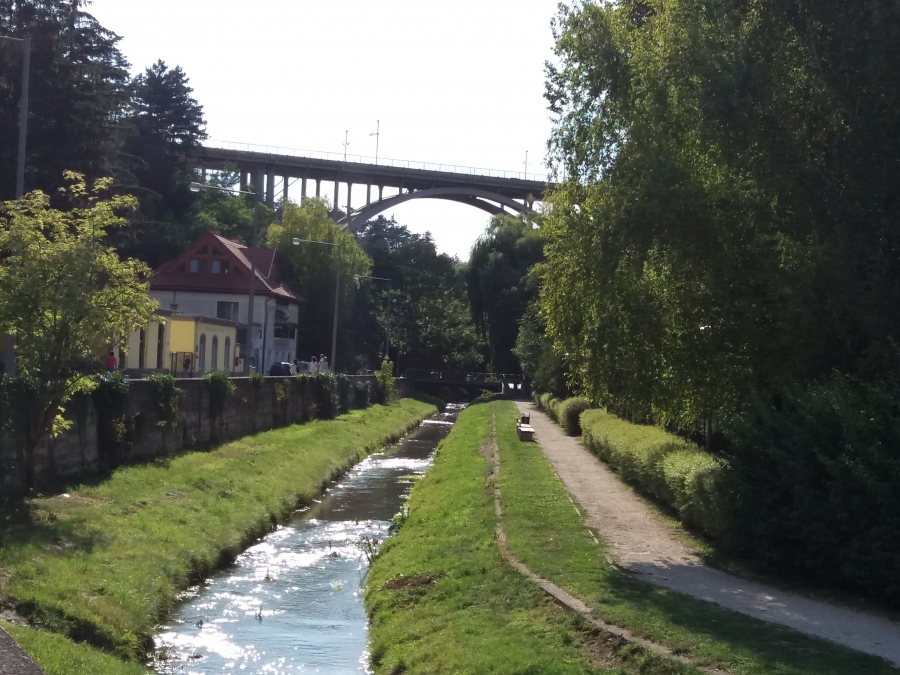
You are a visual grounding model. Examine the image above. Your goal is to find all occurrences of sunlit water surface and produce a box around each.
[150,405,462,675]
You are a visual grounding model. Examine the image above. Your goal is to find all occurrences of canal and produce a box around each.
[150,404,463,674]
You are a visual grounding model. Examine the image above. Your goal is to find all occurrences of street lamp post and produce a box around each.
[354,274,391,363]
[292,237,342,372]
[189,181,261,375]
[1,35,31,198]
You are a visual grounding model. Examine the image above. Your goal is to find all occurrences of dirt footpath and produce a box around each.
[516,401,900,666]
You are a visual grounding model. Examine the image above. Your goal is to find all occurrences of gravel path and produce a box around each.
[516,401,900,666]
[0,625,44,675]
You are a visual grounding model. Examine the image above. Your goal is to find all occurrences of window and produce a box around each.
[199,334,207,372]
[224,337,231,371]
[189,259,206,273]
[211,260,221,274]
[217,301,239,322]
[211,336,219,371]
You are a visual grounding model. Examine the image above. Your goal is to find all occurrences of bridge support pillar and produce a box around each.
[254,166,264,201]
[315,179,320,197]
[334,179,340,211]
[366,182,371,205]
[378,185,383,200]
[347,182,353,212]
[266,168,275,207]
[282,177,289,204]
[301,177,307,199]
[240,171,248,193]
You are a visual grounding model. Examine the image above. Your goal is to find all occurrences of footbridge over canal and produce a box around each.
[190,142,551,232]
[402,369,529,398]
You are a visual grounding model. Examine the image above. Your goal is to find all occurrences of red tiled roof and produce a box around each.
[150,231,299,301]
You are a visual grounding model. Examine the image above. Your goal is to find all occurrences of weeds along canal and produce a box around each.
[150,404,464,674]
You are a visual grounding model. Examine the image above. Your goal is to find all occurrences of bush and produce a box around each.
[353,380,372,409]
[203,371,235,443]
[580,409,728,539]
[315,373,339,419]
[536,393,560,421]
[724,376,900,603]
[336,374,353,413]
[556,397,592,436]
[375,360,395,405]
[92,371,130,468]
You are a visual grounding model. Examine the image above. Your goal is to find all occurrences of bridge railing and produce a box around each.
[204,139,549,183]
[405,369,524,384]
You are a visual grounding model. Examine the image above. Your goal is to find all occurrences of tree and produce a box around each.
[466,213,544,373]
[115,59,207,266]
[266,198,371,366]
[0,0,131,200]
[357,216,482,372]
[0,173,157,486]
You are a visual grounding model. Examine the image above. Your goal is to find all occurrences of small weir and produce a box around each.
[150,404,463,674]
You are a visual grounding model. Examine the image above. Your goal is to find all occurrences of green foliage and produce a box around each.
[466,214,544,373]
[556,397,592,436]
[357,217,483,372]
[0,2,130,200]
[374,360,396,405]
[336,374,353,414]
[147,373,180,430]
[353,380,372,409]
[267,199,371,361]
[0,400,434,668]
[314,372,339,419]
[203,371,235,441]
[0,176,157,485]
[580,409,728,539]
[91,371,130,470]
[724,376,900,602]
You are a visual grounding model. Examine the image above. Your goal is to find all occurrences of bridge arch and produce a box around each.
[338,186,532,232]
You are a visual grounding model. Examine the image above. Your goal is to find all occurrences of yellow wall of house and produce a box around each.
[169,317,195,354]
[195,321,237,372]
[122,320,170,370]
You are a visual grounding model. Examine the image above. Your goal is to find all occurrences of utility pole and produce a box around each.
[524,150,528,180]
[343,130,349,161]
[370,120,380,164]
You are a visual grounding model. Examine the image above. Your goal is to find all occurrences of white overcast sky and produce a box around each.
[88,0,560,260]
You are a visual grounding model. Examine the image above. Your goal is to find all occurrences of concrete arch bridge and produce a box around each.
[190,143,552,232]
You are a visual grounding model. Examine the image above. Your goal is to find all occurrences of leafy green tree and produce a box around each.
[0,174,158,486]
[116,59,207,266]
[357,216,482,372]
[267,198,371,366]
[0,0,130,199]
[466,214,544,373]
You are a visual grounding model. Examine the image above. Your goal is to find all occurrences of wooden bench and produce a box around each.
[517,423,535,442]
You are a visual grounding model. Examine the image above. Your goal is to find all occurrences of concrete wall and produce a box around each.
[0,375,377,492]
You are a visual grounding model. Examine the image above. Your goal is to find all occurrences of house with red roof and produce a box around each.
[150,231,299,374]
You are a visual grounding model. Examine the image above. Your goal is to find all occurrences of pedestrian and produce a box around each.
[309,355,317,373]
[105,351,117,371]
[318,355,329,372]
[290,359,298,375]
[183,354,192,373]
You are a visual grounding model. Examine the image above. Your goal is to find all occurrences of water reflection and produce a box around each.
[151,404,463,675]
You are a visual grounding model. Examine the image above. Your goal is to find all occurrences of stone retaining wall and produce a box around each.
[0,375,377,492]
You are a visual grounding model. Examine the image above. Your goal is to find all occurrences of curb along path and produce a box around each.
[484,404,727,674]
[0,626,44,675]
[515,401,900,666]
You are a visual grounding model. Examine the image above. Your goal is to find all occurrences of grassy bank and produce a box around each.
[0,399,435,675]
[364,402,699,674]
[496,400,896,674]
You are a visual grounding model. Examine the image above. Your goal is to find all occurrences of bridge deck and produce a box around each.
[192,146,549,202]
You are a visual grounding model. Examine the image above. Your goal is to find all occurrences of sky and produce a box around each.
[87,0,561,260]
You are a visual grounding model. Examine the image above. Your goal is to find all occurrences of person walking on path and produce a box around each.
[0,625,45,675]
[515,400,900,666]
[317,355,328,372]
[104,351,117,371]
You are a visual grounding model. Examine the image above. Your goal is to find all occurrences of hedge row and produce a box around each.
[579,409,729,539]
[534,394,592,436]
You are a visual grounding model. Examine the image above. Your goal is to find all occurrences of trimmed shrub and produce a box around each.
[314,373,339,419]
[336,374,353,414]
[580,409,728,539]
[536,393,560,421]
[353,380,372,409]
[375,360,395,405]
[556,397,592,436]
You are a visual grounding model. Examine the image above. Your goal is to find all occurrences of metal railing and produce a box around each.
[405,369,524,383]
[203,139,549,183]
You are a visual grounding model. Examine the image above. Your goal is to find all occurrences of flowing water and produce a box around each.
[150,405,463,675]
